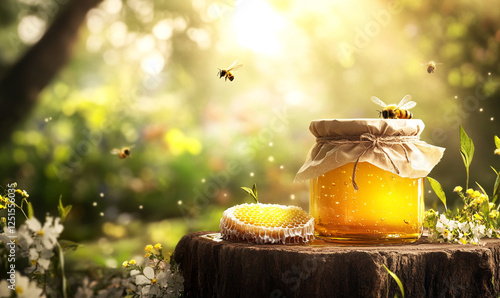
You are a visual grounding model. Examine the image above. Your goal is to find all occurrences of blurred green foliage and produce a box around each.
[0,0,500,259]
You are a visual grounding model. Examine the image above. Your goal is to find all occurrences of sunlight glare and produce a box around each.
[101,0,123,14]
[18,15,46,45]
[108,21,128,48]
[234,0,285,54]
[153,20,174,40]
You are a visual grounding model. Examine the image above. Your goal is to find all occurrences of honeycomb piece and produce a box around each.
[219,203,315,244]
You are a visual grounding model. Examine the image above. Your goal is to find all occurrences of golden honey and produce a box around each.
[310,162,424,244]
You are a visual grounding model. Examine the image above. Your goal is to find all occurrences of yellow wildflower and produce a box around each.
[154,243,162,250]
[466,189,474,195]
[472,191,481,198]
[459,238,467,245]
[453,186,463,193]
[122,261,129,268]
[490,210,499,220]
[474,196,485,205]
[145,252,151,258]
[443,229,451,240]
[0,196,7,209]
[15,189,29,198]
[495,148,500,155]
[129,259,136,265]
[144,244,153,252]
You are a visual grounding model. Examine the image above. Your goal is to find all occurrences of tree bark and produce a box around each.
[174,231,500,298]
[0,0,103,142]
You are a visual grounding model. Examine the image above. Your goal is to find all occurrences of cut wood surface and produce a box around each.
[174,231,500,298]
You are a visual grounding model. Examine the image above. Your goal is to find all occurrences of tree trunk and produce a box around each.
[0,0,103,142]
[174,231,500,298]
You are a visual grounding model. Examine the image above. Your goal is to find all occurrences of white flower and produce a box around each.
[471,224,486,238]
[25,216,63,250]
[458,221,470,233]
[447,219,458,230]
[136,266,155,285]
[0,271,44,298]
[439,214,450,225]
[156,271,168,287]
[436,220,445,233]
[442,229,453,241]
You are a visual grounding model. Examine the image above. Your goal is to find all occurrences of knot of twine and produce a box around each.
[316,133,419,190]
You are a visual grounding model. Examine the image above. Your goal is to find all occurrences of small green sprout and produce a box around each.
[241,184,259,203]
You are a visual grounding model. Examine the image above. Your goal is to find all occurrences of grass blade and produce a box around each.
[383,264,405,298]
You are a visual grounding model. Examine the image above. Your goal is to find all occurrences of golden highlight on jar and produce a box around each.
[295,119,445,244]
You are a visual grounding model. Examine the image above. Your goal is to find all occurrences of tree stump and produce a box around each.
[174,231,500,298]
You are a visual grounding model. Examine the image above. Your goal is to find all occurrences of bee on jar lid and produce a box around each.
[217,60,243,81]
[371,94,417,119]
[111,146,134,159]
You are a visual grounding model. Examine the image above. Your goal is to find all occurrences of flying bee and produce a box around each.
[371,94,417,119]
[422,61,442,74]
[217,60,243,81]
[111,146,134,159]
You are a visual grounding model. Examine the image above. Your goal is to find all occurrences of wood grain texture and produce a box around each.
[174,231,500,298]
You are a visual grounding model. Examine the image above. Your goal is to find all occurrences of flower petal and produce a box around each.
[144,266,155,279]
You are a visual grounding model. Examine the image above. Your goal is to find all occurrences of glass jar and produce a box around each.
[310,162,424,244]
[295,119,445,244]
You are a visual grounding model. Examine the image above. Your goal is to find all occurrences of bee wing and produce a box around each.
[227,60,243,72]
[227,60,239,69]
[110,149,121,155]
[396,95,413,108]
[399,101,417,110]
[371,96,388,108]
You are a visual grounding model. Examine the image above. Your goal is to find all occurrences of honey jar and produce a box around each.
[295,119,445,244]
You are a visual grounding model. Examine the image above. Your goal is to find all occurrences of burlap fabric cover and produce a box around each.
[295,119,445,187]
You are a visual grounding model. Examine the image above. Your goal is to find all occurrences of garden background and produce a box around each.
[1,0,500,275]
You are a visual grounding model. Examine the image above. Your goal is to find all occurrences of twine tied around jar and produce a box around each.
[316,133,420,190]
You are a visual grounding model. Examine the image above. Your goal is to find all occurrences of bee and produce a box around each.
[111,146,134,159]
[371,94,417,119]
[423,61,442,74]
[217,60,243,81]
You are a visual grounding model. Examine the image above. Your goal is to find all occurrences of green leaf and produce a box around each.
[492,167,500,204]
[58,240,81,252]
[241,184,258,203]
[427,177,447,210]
[58,195,72,223]
[27,202,34,219]
[495,135,500,149]
[460,125,474,189]
[460,125,475,167]
[383,264,405,298]
[240,187,253,195]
